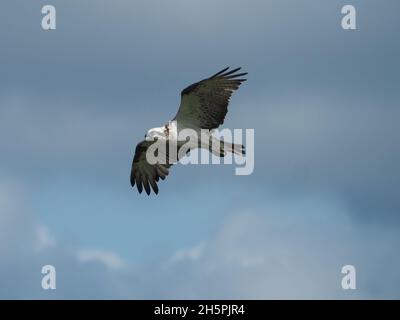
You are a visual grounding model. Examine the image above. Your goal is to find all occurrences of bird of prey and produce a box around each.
[130,67,247,195]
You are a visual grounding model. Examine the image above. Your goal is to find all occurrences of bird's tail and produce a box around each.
[209,138,245,157]
[224,142,246,156]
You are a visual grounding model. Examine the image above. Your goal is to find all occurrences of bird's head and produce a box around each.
[145,126,167,141]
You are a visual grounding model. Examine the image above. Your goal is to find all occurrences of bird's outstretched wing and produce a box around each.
[130,140,173,195]
[173,67,247,130]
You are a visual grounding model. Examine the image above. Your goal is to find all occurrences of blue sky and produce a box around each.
[0,0,399,299]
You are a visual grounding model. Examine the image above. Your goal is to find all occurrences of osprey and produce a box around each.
[130,67,247,195]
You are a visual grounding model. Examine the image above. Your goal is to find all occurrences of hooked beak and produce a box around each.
[145,134,158,142]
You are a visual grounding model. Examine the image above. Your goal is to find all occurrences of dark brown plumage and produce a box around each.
[130,141,172,195]
[174,67,247,130]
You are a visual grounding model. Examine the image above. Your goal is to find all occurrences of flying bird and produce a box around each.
[130,67,247,195]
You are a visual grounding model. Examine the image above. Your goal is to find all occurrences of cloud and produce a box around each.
[147,200,400,299]
[2,0,400,99]
[0,181,128,299]
[170,243,205,263]
[77,249,126,270]
[230,93,400,223]
[1,180,400,299]
[2,86,400,224]
[35,224,57,251]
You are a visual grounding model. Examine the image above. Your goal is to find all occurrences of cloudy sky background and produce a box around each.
[0,0,399,298]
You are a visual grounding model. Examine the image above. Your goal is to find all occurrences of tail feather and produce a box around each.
[207,136,245,157]
[225,142,245,156]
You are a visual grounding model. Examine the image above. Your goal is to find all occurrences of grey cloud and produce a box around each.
[1,0,399,100]
[1,89,399,224]
[235,94,400,223]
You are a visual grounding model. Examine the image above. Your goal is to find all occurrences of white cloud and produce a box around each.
[0,181,129,299]
[170,243,205,263]
[77,249,126,270]
[0,181,400,299]
[34,224,57,251]
[156,198,400,299]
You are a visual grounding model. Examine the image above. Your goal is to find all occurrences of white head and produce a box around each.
[145,126,167,141]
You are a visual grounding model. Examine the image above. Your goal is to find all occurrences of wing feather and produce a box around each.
[130,140,173,195]
[173,67,247,130]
